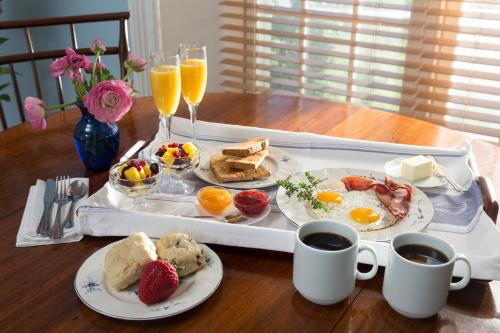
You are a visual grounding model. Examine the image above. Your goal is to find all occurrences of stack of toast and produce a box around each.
[210,138,271,183]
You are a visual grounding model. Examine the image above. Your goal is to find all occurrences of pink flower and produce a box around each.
[68,70,83,82]
[83,61,105,72]
[91,38,106,54]
[24,97,47,130]
[125,54,147,72]
[48,57,68,78]
[65,48,92,70]
[83,80,132,123]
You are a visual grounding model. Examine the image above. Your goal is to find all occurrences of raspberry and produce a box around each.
[168,143,179,148]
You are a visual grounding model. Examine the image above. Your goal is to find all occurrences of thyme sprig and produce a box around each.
[276,171,330,211]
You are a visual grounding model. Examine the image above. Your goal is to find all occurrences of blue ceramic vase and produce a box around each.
[73,103,120,171]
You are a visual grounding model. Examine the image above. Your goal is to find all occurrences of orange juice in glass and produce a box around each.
[180,43,207,140]
[150,51,181,141]
[180,59,207,104]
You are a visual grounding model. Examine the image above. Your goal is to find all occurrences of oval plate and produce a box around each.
[75,242,223,320]
[194,145,298,189]
[276,168,434,241]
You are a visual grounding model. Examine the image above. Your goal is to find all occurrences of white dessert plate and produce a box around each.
[276,168,434,242]
[75,242,223,320]
[194,145,298,189]
[384,158,447,188]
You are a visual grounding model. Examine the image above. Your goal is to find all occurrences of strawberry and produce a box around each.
[138,259,179,305]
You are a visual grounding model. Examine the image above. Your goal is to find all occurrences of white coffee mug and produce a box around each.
[383,232,472,319]
[293,221,378,305]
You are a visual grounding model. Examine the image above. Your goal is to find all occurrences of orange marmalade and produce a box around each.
[197,186,233,213]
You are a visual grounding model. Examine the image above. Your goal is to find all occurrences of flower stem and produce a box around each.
[122,67,131,81]
[91,50,101,85]
[46,100,78,111]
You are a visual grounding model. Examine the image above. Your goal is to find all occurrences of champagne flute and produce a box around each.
[150,51,181,142]
[179,43,207,140]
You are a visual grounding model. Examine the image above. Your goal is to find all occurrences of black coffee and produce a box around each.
[302,232,353,251]
[396,244,449,265]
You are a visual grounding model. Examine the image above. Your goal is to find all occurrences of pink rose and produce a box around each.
[83,80,132,123]
[24,97,47,130]
[65,48,92,70]
[91,38,106,54]
[48,57,68,78]
[125,54,147,72]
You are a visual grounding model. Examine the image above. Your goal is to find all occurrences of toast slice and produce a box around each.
[224,149,269,170]
[210,155,271,183]
[222,138,269,157]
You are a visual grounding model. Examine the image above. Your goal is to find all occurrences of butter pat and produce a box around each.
[400,155,433,181]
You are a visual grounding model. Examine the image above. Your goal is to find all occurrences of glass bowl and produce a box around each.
[197,186,233,214]
[233,189,270,217]
[109,159,164,198]
[151,141,200,176]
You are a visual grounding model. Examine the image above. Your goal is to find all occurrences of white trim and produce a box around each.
[128,0,162,96]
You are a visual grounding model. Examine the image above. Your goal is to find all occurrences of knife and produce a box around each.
[36,179,56,236]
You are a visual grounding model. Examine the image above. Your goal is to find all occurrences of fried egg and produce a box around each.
[306,183,398,232]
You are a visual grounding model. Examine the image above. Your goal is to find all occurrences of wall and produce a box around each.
[0,0,128,129]
[129,0,222,96]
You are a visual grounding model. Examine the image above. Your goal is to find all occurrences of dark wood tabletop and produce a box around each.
[0,93,499,332]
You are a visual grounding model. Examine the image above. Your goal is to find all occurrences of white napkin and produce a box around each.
[16,178,88,247]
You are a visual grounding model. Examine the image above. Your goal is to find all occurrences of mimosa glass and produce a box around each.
[179,43,207,140]
[150,51,181,142]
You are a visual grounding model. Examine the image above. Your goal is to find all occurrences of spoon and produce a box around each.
[184,212,243,223]
[63,180,87,228]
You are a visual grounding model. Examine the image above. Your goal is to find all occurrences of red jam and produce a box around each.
[233,190,270,217]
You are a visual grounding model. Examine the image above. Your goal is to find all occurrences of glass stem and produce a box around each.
[188,103,199,140]
[160,115,173,141]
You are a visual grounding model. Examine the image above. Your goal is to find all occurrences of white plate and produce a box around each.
[194,145,298,189]
[276,168,434,242]
[384,158,447,188]
[75,242,223,320]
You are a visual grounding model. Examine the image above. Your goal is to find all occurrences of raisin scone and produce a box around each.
[155,233,206,277]
[104,232,157,291]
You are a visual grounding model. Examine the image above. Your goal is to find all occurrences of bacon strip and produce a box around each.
[341,176,413,220]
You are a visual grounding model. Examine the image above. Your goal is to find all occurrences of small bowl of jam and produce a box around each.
[197,186,233,214]
[233,189,270,217]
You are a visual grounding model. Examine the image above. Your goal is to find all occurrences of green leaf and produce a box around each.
[0,83,9,91]
[0,37,8,46]
[0,94,11,102]
[99,68,115,81]
[0,67,10,75]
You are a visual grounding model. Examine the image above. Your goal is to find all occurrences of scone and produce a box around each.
[104,232,158,291]
[155,233,206,277]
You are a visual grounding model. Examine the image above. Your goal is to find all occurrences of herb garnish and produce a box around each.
[276,171,330,211]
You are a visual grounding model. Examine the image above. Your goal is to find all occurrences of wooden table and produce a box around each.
[1,93,499,332]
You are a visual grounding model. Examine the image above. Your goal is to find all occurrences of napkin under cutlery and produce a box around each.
[16,178,88,247]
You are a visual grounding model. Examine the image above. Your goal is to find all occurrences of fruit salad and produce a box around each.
[109,159,164,198]
[115,160,160,185]
[154,142,199,172]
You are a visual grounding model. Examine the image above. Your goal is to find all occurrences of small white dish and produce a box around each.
[75,242,223,320]
[384,158,447,188]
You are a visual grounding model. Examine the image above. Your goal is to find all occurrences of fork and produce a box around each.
[49,176,70,239]
[426,156,466,192]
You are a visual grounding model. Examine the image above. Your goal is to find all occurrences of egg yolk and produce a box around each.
[350,208,380,224]
[316,191,343,204]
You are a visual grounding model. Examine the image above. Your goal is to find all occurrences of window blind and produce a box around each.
[220,0,500,144]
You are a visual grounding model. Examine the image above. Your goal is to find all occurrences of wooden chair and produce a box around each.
[0,12,130,129]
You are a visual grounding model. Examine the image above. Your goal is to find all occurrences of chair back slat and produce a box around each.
[0,103,7,129]
[69,23,78,49]
[0,12,129,129]
[55,76,64,110]
[9,63,24,122]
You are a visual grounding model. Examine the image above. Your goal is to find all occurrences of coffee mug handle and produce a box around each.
[356,244,378,280]
[450,254,472,291]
